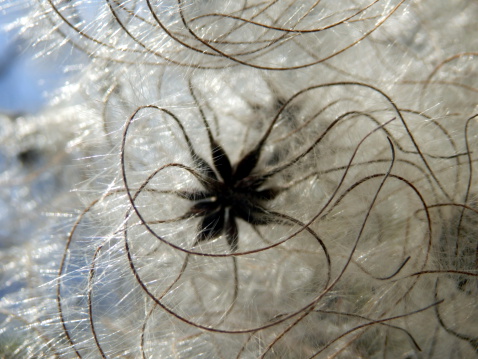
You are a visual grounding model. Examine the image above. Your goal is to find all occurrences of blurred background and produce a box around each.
[0,1,77,115]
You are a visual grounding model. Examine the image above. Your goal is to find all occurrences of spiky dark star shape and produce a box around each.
[121,101,285,253]
[180,135,279,252]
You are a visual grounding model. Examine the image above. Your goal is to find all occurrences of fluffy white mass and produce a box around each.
[0,0,477,358]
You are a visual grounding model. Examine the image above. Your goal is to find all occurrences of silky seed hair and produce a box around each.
[0,0,477,358]
[27,0,408,69]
